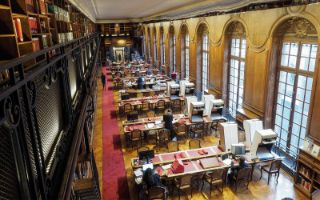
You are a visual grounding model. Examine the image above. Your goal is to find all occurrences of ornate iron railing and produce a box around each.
[0,33,101,200]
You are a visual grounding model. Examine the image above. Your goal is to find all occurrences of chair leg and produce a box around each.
[209,184,212,197]
[276,172,280,183]
[267,173,271,185]
[260,168,263,180]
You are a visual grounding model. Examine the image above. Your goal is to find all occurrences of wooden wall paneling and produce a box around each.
[309,31,320,143]
[143,4,320,143]
[243,47,269,117]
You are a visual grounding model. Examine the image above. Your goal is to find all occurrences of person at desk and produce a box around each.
[146,68,152,75]
[137,75,145,89]
[143,168,162,189]
[229,156,248,181]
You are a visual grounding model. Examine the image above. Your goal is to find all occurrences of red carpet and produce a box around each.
[102,67,130,200]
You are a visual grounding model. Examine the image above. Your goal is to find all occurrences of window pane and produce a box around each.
[299,57,309,70]
[288,56,297,68]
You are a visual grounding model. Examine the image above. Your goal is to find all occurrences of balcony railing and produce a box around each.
[0,33,101,200]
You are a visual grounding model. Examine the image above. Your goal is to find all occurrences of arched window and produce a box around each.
[147,28,152,62]
[153,27,157,64]
[196,24,209,92]
[180,25,190,79]
[273,18,318,157]
[226,22,246,118]
[169,26,176,74]
[160,27,165,66]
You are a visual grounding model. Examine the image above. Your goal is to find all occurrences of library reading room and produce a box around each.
[2,0,320,200]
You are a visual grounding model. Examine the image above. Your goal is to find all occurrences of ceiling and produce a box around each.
[69,0,281,23]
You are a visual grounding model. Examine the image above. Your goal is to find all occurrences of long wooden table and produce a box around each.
[123,113,222,135]
[131,146,223,169]
[119,95,171,108]
[132,145,280,180]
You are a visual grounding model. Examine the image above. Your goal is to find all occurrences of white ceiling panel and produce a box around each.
[70,0,282,22]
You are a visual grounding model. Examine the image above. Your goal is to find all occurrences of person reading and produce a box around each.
[228,156,248,182]
[143,168,162,189]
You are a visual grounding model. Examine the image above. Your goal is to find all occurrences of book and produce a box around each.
[26,0,34,13]
[200,157,220,169]
[41,35,48,48]
[39,0,46,14]
[14,18,23,42]
[32,38,40,52]
[28,17,38,34]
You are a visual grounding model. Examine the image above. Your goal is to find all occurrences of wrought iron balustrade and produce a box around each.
[0,33,101,200]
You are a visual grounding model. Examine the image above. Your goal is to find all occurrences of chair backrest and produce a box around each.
[167,141,178,152]
[189,139,201,149]
[270,159,282,172]
[141,102,149,110]
[147,111,155,118]
[190,122,204,132]
[124,103,132,112]
[158,129,169,141]
[209,168,225,181]
[178,174,192,188]
[236,167,251,181]
[157,100,165,108]
[174,123,186,134]
[148,186,166,200]
[131,129,142,140]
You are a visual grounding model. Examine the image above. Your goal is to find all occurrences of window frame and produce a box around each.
[227,35,247,118]
[273,38,318,158]
[201,33,209,92]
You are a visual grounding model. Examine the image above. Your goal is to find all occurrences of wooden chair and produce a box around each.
[259,159,282,184]
[173,123,187,142]
[232,167,252,192]
[123,103,133,116]
[148,186,167,200]
[140,101,150,114]
[189,139,201,149]
[129,129,143,149]
[174,174,193,200]
[147,111,155,118]
[189,122,205,138]
[167,141,178,152]
[155,100,166,114]
[170,98,181,113]
[156,129,170,147]
[201,168,224,197]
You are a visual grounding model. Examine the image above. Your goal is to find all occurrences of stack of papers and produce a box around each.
[134,169,143,177]
[223,158,232,165]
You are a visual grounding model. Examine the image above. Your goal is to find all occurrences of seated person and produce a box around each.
[137,75,145,89]
[146,68,152,75]
[228,156,248,182]
[143,168,162,189]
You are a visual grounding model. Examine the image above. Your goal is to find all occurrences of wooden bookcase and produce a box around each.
[295,148,320,198]
[0,0,96,64]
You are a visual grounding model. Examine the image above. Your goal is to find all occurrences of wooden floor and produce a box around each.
[93,76,307,200]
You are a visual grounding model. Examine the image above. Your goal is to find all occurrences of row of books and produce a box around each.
[53,5,70,23]
[26,0,46,14]
[299,165,312,179]
[300,178,312,191]
[32,35,49,52]
[58,32,74,43]
[74,161,93,180]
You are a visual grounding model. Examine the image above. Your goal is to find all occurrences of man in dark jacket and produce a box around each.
[101,73,106,90]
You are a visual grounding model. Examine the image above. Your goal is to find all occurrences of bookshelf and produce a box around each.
[295,148,320,197]
[0,0,96,64]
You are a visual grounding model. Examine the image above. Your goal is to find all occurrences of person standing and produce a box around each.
[101,73,106,90]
